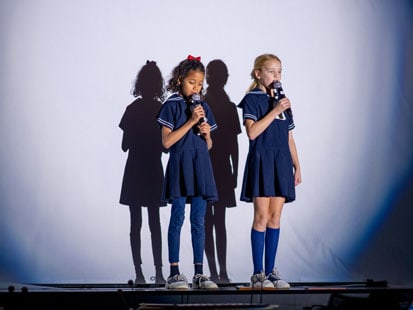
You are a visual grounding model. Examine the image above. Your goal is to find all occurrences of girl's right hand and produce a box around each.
[190,105,205,125]
[273,97,291,115]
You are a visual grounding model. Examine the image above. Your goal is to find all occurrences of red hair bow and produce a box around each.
[187,55,201,61]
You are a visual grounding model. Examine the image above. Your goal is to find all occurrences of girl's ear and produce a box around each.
[254,69,261,80]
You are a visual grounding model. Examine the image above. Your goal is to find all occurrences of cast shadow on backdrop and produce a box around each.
[119,60,167,284]
[204,59,241,283]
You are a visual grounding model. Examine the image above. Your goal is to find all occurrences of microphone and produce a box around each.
[190,93,206,124]
[272,81,292,118]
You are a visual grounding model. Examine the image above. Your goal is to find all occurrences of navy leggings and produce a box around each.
[168,196,207,264]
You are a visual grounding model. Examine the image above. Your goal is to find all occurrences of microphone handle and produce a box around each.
[275,87,293,118]
[192,102,205,123]
[286,107,292,118]
[190,101,207,135]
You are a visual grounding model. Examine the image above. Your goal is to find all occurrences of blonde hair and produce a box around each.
[247,53,281,92]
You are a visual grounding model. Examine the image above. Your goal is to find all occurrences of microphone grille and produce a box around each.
[273,81,282,89]
[191,93,201,101]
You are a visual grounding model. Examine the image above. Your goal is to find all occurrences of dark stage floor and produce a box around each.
[1,281,412,310]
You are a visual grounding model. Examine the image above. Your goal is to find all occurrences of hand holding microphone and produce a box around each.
[272,81,292,118]
[190,93,208,135]
[190,94,206,124]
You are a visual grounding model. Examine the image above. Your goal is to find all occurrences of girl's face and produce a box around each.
[255,59,282,90]
[179,70,204,97]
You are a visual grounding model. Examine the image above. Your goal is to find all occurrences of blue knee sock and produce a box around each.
[251,228,265,274]
[265,227,280,275]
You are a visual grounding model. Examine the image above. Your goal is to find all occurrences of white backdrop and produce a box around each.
[1,0,412,285]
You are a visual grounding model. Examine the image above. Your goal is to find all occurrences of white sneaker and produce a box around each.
[267,268,290,289]
[165,274,189,289]
[192,274,218,289]
[250,272,274,288]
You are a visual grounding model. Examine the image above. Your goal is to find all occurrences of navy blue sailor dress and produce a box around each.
[157,93,218,204]
[238,88,296,203]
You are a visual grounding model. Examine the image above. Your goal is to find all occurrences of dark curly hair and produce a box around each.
[166,58,206,94]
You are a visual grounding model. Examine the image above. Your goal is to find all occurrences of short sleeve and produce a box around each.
[238,93,259,122]
[157,101,175,130]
